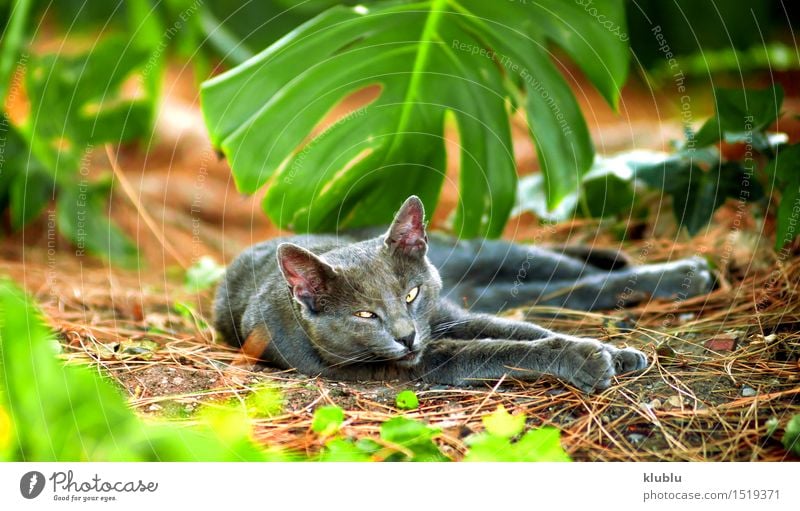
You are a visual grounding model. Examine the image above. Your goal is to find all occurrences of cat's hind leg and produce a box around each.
[449,256,716,313]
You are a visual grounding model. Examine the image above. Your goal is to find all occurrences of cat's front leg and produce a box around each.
[419,337,647,392]
[430,300,558,340]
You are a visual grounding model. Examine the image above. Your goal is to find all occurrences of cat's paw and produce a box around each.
[558,341,647,393]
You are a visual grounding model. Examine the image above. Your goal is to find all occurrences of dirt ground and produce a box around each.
[3,64,800,461]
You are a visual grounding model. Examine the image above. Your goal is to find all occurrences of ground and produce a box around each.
[3,65,799,461]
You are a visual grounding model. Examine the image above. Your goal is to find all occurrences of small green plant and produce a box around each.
[782,415,800,457]
[185,256,227,292]
[395,389,419,410]
[463,405,571,462]
[313,403,571,462]
[312,405,346,436]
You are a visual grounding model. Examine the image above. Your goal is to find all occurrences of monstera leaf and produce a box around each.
[201,0,628,236]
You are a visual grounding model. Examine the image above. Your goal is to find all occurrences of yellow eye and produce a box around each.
[405,286,420,303]
[354,311,377,319]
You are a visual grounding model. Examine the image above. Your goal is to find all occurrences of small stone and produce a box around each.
[160,377,168,385]
[666,395,683,408]
[172,377,184,385]
[148,404,162,412]
[627,433,645,445]
[648,398,662,409]
[601,415,611,423]
[741,386,757,397]
[656,344,677,359]
[705,333,737,352]
[678,313,695,322]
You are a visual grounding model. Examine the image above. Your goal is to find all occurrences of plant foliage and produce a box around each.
[516,85,797,249]
[201,0,628,237]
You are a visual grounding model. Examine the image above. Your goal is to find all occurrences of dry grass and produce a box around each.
[4,217,799,462]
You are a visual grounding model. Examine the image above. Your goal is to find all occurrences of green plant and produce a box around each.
[783,415,800,457]
[201,0,628,237]
[312,405,346,436]
[314,403,571,462]
[185,255,227,291]
[516,85,796,249]
[464,405,570,462]
[0,0,215,266]
[0,277,284,461]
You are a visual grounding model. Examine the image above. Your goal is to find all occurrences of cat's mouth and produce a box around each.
[395,349,421,366]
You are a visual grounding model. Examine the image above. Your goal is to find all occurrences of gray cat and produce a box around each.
[214,196,714,392]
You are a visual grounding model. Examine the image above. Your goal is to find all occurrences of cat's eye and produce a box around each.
[354,311,377,319]
[405,286,420,303]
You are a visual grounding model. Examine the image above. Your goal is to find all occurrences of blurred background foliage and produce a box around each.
[0,0,799,265]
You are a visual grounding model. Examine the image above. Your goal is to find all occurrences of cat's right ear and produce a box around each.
[384,195,428,258]
[276,243,337,313]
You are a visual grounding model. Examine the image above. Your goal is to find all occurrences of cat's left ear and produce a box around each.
[384,195,427,258]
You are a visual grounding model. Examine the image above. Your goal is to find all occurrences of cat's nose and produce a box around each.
[395,331,416,350]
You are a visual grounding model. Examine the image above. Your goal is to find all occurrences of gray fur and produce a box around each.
[214,196,714,392]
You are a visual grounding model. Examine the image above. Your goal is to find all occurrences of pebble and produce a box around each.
[667,395,683,408]
[627,433,645,445]
[741,386,757,397]
[172,377,184,385]
[148,404,162,412]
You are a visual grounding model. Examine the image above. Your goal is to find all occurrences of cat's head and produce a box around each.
[276,196,442,367]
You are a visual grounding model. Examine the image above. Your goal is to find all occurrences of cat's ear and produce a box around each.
[384,195,428,258]
[276,243,337,312]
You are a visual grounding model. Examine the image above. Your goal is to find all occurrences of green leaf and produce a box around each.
[775,181,800,250]
[9,170,53,230]
[26,35,154,169]
[482,405,525,439]
[319,438,373,462]
[514,427,571,462]
[395,390,419,410]
[580,161,635,218]
[312,405,345,436]
[185,256,226,291]
[635,154,761,236]
[695,85,784,147]
[463,433,515,461]
[764,143,800,184]
[783,414,800,456]
[245,385,284,418]
[56,180,139,268]
[380,417,448,462]
[201,0,628,236]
